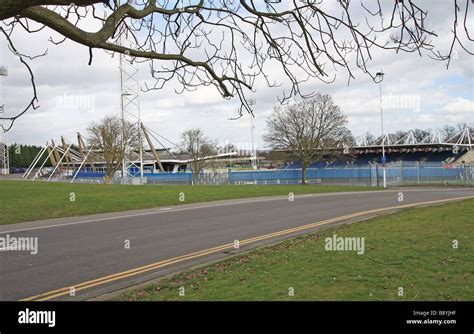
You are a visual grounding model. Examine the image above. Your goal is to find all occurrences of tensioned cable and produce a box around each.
[145,127,178,159]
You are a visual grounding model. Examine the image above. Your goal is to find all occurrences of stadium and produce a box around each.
[16,125,474,187]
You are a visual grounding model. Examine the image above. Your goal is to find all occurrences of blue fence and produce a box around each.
[147,173,192,184]
[71,162,473,186]
[228,168,373,185]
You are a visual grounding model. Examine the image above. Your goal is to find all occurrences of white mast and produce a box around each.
[119,38,144,179]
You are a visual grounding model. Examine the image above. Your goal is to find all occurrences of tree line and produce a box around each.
[8,144,51,168]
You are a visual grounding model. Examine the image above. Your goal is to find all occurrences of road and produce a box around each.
[1,188,473,301]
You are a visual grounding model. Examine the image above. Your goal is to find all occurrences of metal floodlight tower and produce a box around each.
[0,66,9,175]
[119,40,144,179]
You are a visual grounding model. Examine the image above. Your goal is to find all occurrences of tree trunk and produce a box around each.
[192,171,199,185]
[104,166,115,184]
[301,163,307,185]
[103,175,111,184]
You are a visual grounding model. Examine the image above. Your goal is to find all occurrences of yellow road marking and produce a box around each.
[20,195,474,301]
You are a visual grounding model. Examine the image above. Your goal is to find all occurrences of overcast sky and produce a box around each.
[0,2,473,150]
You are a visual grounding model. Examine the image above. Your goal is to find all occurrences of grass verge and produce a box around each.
[0,180,375,225]
[115,199,474,301]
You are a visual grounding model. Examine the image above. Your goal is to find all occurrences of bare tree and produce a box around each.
[181,128,216,181]
[1,1,472,131]
[362,132,377,146]
[413,128,431,142]
[264,94,351,184]
[392,130,408,142]
[87,115,138,183]
[443,125,458,140]
[456,122,474,133]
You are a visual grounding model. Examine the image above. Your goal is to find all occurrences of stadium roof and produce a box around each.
[354,128,473,149]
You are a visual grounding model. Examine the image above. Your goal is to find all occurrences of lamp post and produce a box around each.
[375,71,386,188]
[0,66,9,175]
[248,98,257,170]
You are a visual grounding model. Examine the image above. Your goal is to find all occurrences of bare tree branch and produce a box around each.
[0,0,471,131]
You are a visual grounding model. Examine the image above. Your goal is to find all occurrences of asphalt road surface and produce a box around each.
[1,188,473,301]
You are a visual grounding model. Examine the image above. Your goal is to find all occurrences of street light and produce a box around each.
[248,98,257,170]
[375,70,387,188]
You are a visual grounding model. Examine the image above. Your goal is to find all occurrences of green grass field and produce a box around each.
[0,180,375,225]
[116,199,474,301]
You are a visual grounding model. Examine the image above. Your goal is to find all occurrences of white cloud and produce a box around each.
[441,97,474,114]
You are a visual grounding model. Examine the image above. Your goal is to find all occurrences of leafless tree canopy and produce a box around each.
[87,115,138,182]
[181,128,216,178]
[1,1,472,131]
[264,94,351,183]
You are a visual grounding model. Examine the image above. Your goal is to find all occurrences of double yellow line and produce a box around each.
[20,195,474,301]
